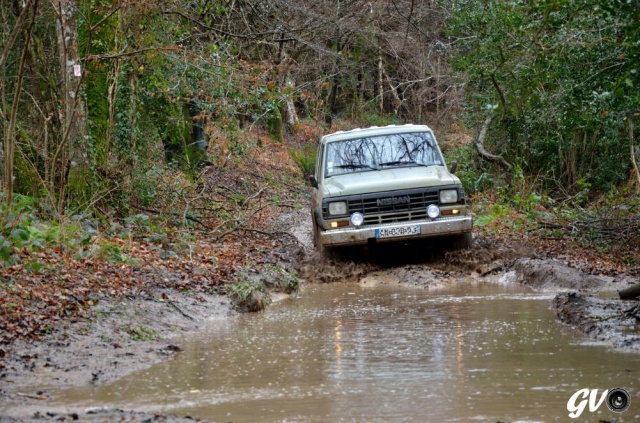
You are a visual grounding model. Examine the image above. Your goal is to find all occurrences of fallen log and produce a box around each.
[618,282,640,300]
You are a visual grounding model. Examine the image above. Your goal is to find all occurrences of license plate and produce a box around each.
[375,225,421,239]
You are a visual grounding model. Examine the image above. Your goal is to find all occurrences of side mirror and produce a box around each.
[309,175,319,188]
[449,161,458,174]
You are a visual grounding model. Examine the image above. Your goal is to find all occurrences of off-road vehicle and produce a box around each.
[310,124,473,256]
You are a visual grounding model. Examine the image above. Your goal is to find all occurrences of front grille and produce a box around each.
[348,190,439,215]
[363,209,428,225]
[322,186,464,222]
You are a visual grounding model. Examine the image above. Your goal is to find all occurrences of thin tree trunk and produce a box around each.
[0,0,36,71]
[51,0,89,208]
[630,121,640,194]
[1,0,37,193]
[378,55,384,114]
[283,73,298,127]
[3,0,38,209]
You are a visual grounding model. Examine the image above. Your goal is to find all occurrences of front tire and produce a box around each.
[312,212,339,260]
[449,232,473,250]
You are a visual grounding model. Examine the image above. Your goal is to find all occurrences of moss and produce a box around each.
[266,106,284,143]
[13,147,41,198]
[229,279,272,312]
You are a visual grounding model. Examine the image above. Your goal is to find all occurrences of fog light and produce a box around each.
[427,204,440,219]
[350,212,364,227]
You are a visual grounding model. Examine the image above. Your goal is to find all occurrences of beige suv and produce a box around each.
[310,124,473,255]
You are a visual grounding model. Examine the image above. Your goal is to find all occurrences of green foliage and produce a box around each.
[289,143,316,180]
[443,144,495,195]
[474,203,511,228]
[266,103,284,142]
[0,194,86,266]
[265,265,300,295]
[93,240,133,264]
[446,0,640,194]
[499,166,546,213]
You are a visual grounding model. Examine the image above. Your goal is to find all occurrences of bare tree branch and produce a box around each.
[475,115,513,171]
[0,0,36,71]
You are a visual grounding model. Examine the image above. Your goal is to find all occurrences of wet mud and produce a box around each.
[0,409,205,423]
[514,258,640,352]
[0,288,232,422]
[1,208,639,421]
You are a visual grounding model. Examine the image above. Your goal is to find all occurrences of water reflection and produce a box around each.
[42,283,640,422]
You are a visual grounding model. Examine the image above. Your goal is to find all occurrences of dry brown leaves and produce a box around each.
[0,136,306,352]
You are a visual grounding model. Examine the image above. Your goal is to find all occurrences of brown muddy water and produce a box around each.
[7,281,640,422]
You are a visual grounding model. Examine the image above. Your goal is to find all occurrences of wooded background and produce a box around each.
[1,0,639,216]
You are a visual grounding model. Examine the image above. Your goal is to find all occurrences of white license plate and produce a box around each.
[375,225,421,239]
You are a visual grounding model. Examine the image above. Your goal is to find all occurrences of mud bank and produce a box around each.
[515,258,640,352]
[0,408,205,422]
[0,211,306,422]
[0,288,231,421]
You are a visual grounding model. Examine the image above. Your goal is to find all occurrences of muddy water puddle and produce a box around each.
[18,282,640,422]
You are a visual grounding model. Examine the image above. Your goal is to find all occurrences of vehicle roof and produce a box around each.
[320,124,434,145]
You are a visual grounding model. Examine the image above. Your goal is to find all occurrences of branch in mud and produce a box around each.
[215,226,300,244]
[475,115,513,171]
[572,217,640,244]
[132,204,212,230]
[619,283,640,301]
[162,294,194,320]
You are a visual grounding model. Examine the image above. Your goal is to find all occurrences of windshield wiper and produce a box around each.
[335,163,379,171]
[378,160,435,168]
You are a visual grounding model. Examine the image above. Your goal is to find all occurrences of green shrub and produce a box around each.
[0,194,88,266]
[289,143,316,180]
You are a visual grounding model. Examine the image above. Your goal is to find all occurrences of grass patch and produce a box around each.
[125,324,158,341]
[288,143,316,181]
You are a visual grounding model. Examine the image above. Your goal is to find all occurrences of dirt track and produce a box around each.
[1,209,639,421]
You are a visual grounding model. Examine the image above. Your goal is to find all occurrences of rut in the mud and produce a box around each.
[297,233,529,284]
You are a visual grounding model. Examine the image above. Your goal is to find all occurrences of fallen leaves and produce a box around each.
[0,138,306,348]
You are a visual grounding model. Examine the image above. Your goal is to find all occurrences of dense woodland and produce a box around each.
[1,1,640,345]
[1,0,639,242]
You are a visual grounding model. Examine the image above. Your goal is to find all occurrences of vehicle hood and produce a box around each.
[322,166,459,197]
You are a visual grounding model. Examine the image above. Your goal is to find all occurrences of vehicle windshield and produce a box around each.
[324,131,443,178]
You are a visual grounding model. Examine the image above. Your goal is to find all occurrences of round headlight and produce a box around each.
[350,212,364,227]
[427,204,440,219]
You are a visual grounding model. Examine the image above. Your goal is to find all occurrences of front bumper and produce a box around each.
[319,216,473,247]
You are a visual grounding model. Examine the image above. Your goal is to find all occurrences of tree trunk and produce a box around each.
[475,115,513,171]
[630,121,640,194]
[3,0,39,209]
[51,0,90,207]
[378,55,384,114]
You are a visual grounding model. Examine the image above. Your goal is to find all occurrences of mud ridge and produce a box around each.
[554,292,640,352]
[513,257,640,352]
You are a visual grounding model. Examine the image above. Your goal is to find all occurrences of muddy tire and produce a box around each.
[314,230,340,260]
[449,232,473,250]
[312,212,339,260]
